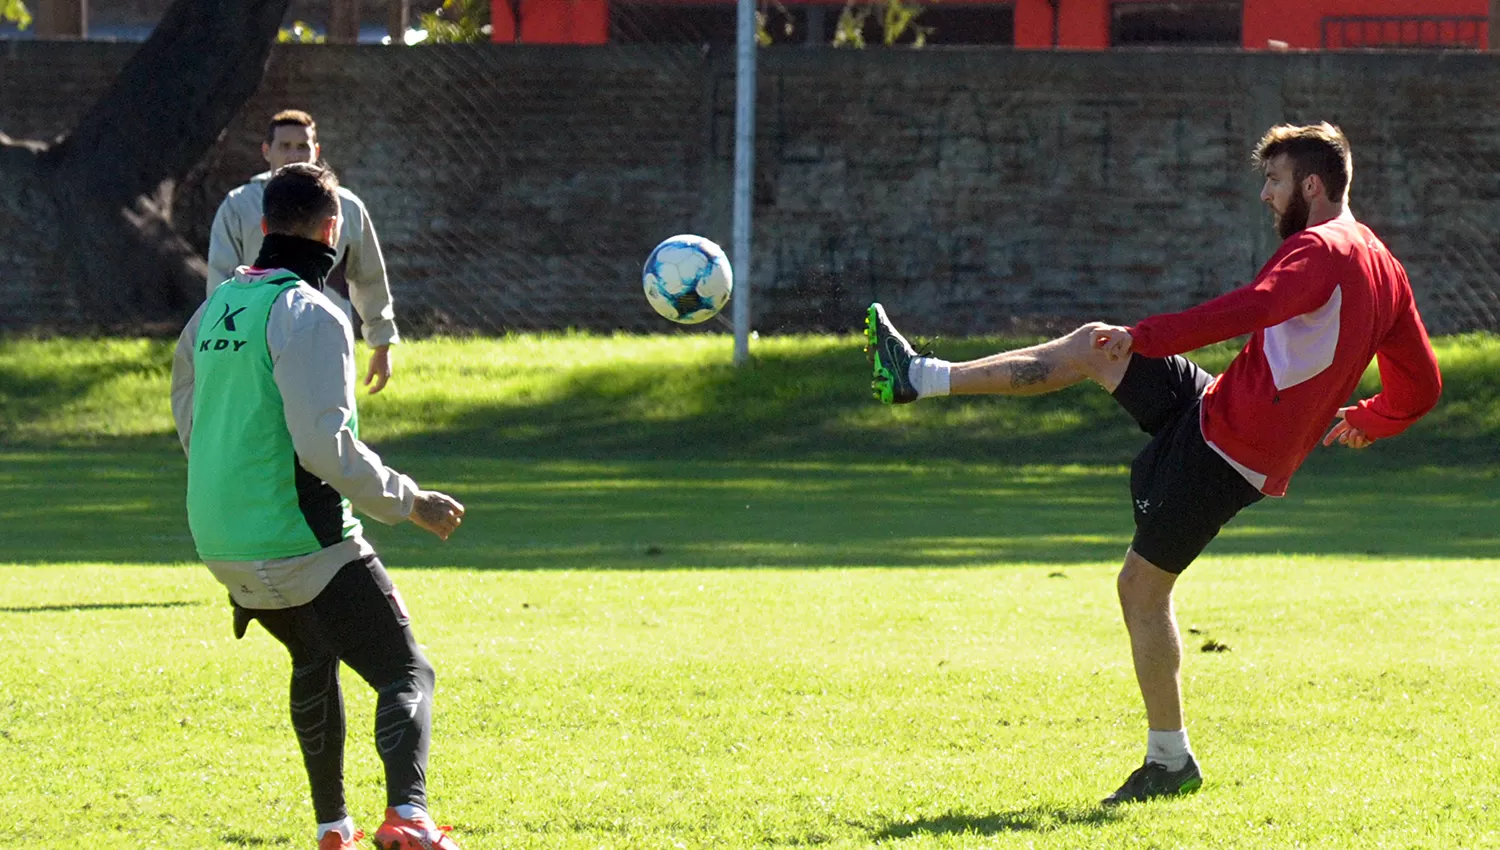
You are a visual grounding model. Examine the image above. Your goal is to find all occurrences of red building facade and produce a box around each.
[489,0,1489,50]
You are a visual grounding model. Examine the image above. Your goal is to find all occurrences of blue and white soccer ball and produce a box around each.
[642,234,734,325]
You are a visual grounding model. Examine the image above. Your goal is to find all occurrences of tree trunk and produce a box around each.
[0,0,291,330]
[37,0,87,38]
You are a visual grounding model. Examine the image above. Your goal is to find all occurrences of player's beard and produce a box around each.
[1275,190,1310,240]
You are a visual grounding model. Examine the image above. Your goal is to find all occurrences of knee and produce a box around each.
[1116,565,1139,611]
[290,650,337,681]
[1061,323,1105,359]
[414,656,436,691]
[1117,552,1176,616]
[401,651,436,695]
[370,651,435,698]
[1060,322,1121,375]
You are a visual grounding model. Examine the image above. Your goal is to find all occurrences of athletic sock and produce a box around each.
[910,357,951,399]
[317,817,356,842]
[393,803,428,821]
[1146,728,1192,771]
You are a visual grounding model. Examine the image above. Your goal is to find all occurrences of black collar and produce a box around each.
[252,233,337,291]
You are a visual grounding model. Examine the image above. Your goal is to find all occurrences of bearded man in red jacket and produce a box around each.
[865,122,1443,805]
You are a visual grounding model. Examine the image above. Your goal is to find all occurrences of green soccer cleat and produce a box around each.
[1101,756,1203,806]
[865,303,920,405]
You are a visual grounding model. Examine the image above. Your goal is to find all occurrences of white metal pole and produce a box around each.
[731,0,757,365]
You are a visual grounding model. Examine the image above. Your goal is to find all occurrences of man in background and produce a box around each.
[207,108,400,394]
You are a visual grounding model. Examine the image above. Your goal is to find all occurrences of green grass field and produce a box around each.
[1,333,1498,848]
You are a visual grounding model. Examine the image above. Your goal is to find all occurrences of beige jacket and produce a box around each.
[207,172,400,348]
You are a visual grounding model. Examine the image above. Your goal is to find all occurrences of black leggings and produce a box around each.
[247,555,435,824]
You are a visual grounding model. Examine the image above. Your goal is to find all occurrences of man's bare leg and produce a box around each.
[1101,548,1203,806]
[866,303,1132,404]
[950,322,1132,396]
[1118,549,1184,732]
[868,304,1203,804]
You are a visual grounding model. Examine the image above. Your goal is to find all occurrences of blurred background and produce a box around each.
[2,0,1498,337]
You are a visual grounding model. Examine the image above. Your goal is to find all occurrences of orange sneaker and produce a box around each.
[372,808,461,850]
[317,827,364,850]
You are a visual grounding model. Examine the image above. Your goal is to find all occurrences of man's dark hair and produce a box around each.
[1252,122,1353,203]
[263,163,340,237]
[266,108,317,145]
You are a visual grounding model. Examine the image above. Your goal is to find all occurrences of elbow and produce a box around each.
[1403,384,1442,424]
[1422,384,1442,418]
[1423,367,1444,414]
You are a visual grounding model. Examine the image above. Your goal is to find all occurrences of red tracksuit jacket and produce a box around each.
[1129,214,1443,496]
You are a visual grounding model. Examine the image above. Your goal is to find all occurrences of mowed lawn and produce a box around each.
[1,334,1498,848]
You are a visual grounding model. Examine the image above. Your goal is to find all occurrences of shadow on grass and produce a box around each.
[368,342,1155,468]
[0,600,202,613]
[873,805,1123,840]
[5,334,1498,472]
[0,340,175,446]
[356,338,1500,471]
[2,440,1496,568]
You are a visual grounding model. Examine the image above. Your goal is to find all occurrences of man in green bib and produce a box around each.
[171,163,466,850]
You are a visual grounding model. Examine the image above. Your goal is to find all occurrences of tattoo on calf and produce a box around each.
[1010,359,1053,389]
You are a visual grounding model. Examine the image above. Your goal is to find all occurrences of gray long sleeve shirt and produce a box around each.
[172,269,420,609]
[207,172,401,348]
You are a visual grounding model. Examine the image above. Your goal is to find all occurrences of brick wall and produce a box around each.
[16,0,394,31]
[2,43,1498,334]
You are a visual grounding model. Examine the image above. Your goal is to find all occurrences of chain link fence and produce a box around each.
[8,20,1500,337]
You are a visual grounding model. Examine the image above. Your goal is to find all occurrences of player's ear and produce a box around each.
[322,213,342,248]
[260,217,268,236]
[261,141,272,165]
[1302,173,1325,201]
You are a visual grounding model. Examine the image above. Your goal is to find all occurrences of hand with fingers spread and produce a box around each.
[1322,406,1374,450]
[410,490,465,540]
[1092,325,1134,362]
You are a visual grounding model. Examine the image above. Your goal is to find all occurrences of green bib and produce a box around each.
[186,276,362,560]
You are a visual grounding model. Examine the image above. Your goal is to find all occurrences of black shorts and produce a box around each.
[1112,356,1264,574]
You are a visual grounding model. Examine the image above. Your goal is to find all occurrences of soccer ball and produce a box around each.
[642,235,734,325]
